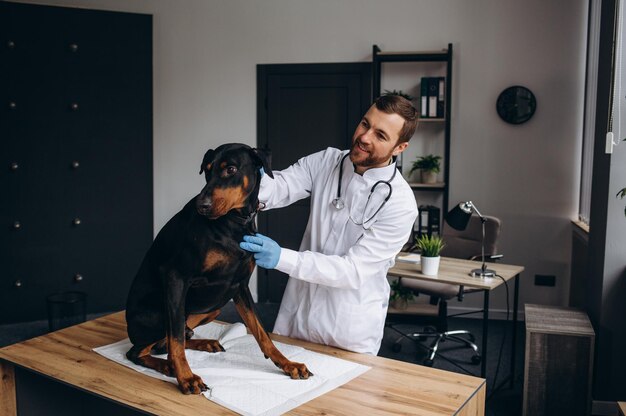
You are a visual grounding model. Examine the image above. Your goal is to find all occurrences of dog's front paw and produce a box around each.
[186,339,225,353]
[282,361,313,380]
[177,373,208,395]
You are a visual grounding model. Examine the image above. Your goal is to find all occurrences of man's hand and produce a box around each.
[240,233,281,269]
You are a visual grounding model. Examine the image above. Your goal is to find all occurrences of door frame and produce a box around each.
[256,62,372,302]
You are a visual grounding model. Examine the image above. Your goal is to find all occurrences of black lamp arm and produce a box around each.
[463,201,489,274]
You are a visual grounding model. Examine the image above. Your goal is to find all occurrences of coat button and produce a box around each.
[73,218,81,226]
[13,221,21,229]
[14,280,22,288]
[69,43,78,52]
[70,103,79,111]
[74,273,83,282]
[10,162,19,171]
[71,161,80,169]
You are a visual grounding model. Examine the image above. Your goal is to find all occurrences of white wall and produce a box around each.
[16,0,589,311]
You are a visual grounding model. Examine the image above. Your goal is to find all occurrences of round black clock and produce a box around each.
[496,86,536,124]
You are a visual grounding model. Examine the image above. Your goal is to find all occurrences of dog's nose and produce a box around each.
[196,196,212,213]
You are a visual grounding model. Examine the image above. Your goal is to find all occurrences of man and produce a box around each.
[240,95,418,355]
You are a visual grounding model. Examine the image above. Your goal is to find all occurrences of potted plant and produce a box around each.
[416,234,445,275]
[409,155,442,184]
[389,278,414,310]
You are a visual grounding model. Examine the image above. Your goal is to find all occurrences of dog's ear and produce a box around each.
[199,148,215,175]
[251,148,273,179]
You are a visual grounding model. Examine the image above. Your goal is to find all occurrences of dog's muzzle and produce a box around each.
[196,195,213,217]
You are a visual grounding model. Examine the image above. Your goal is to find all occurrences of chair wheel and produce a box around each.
[471,355,482,364]
[423,358,434,367]
[392,343,402,353]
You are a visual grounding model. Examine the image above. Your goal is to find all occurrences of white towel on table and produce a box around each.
[93,322,370,416]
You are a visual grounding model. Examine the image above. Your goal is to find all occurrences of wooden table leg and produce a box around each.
[1,360,17,416]
[510,274,520,388]
[481,289,489,378]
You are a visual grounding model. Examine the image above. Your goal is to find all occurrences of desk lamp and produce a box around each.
[445,201,496,278]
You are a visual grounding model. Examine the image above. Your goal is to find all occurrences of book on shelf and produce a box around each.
[428,78,438,118]
[420,77,429,118]
[436,77,445,118]
[419,76,446,119]
[417,205,441,237]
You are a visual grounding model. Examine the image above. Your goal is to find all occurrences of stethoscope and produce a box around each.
[331,153,396,227]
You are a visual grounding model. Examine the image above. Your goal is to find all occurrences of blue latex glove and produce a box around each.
[240,233,281,269]
[259,167,265,177]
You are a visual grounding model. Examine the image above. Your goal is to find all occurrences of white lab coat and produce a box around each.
[258,147,418,354]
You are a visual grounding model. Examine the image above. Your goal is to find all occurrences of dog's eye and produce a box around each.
[226,166,238,176]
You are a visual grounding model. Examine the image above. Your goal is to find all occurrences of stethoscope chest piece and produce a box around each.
[332,198,345,210]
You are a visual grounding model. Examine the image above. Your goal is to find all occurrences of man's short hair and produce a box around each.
[374,95,418,144]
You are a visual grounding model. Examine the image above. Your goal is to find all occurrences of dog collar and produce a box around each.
[229,202,264,226]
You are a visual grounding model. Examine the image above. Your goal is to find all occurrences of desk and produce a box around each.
[388,256,524,385]
[0,311,485,415]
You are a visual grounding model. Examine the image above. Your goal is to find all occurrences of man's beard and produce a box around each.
[349,140,395,168]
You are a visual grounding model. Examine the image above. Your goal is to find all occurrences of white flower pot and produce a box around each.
[421,256,441,276]
[391,298,409,310]
[421,170,437,184]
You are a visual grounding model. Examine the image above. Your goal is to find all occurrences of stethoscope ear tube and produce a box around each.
[333,153,349,210]
[332,152,396,227]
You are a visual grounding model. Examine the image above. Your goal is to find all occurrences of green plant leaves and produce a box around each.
[409,155,442,174]
[415,234,445,257]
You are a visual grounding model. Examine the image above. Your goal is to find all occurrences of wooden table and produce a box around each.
[618,401,626,416]
[0,311,485,415]
[388,256,524,387]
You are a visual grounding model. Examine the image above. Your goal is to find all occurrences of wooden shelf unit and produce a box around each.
[373,43,453,228]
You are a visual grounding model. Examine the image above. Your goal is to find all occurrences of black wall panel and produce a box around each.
[0,2,153,323]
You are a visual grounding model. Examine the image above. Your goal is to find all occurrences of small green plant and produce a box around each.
[409,154,442,175]
[383,89,415,101]
[389,279,414,302]
[416,234,445,257]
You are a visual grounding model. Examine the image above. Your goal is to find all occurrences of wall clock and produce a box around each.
[496,86,537,124]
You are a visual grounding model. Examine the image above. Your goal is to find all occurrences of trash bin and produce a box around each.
[46,291,86,332]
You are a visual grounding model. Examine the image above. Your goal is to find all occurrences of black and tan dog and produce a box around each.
[125,143,311,395]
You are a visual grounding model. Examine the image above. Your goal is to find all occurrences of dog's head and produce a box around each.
[196,143,272,219]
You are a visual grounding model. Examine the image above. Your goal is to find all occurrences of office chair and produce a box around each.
[387,215,501,367]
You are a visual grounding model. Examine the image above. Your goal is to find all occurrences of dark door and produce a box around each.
[257,63,371,303]
[0,3,152,323]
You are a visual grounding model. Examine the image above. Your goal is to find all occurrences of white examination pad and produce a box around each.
[93,322,370,416]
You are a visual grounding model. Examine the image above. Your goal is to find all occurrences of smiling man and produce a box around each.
[240,95,418,355]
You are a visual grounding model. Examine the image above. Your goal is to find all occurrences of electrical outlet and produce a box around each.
[535,274,556,287]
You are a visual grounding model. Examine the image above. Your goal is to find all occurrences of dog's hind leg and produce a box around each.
[152,319,200,354]
[184,310,225,352]
[186,310,221,330]
[127,343,173,377]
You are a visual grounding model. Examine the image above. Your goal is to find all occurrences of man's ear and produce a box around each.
[392,142,408,157]
[199,149,215,174]
[251,148,273,179]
